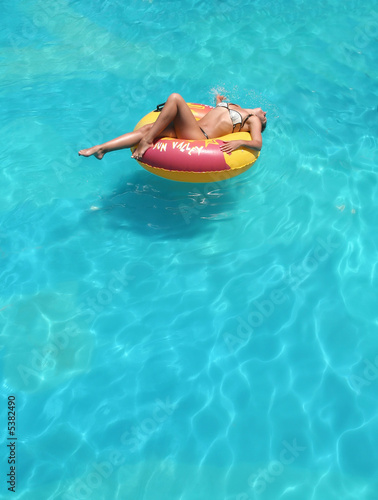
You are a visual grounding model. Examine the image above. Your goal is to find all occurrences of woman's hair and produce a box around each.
[261,119,267,133]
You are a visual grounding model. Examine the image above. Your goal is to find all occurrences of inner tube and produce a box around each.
[131,103,260,183]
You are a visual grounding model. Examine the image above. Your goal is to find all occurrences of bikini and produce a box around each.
[199,127,209,139]
[200,102,253,139]
[217,102,254,131]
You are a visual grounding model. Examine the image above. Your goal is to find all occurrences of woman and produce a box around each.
[78,93,267,160]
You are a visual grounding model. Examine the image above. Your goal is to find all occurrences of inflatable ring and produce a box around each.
[131,103,260,183]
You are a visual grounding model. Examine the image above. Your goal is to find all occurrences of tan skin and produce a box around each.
[78,93,267,160]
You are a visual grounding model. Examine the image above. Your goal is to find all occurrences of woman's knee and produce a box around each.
[167,93,184,104]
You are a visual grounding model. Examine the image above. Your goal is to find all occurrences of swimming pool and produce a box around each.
[1,0,378,498]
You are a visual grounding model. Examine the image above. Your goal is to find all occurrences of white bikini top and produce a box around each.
[217,102,253,132]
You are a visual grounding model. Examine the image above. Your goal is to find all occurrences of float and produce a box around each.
[131,103,260,183]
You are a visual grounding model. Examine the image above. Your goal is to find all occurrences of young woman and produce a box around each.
[78,93,267,161]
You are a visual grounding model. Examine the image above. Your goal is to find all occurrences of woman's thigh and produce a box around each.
[168,94,205,140]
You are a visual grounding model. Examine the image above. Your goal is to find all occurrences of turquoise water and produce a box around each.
[1,0,378,499]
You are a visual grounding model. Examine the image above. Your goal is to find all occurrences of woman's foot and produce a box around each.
[78,145,106,159]
[131,138,154,160]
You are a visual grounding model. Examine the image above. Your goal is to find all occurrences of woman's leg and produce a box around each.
[78,124,154,159]
[131,93,204,159]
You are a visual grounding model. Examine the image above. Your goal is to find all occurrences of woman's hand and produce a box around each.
[215,94,227,105]
[219,140,243,154]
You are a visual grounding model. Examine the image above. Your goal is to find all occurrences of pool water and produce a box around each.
[1,0,378,499]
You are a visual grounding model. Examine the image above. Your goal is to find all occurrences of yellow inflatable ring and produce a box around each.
[131,103,260,183]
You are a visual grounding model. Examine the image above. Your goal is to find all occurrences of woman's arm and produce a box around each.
[219,116,263,153]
